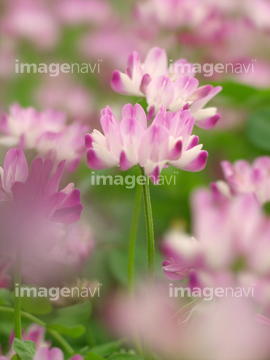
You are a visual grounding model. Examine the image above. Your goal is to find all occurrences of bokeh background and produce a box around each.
[0,0,270,353]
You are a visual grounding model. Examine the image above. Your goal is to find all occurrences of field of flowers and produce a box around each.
[0,1,270,360]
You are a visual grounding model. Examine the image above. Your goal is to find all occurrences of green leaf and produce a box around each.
[246,108,270,151]
[46,324,85,338]
[20,292,52,315]
[211,80,257,106]
[0,289,13,306]
[90,340,125,357]
[13,339,35,360]
[41,302,91,328]
[109,356,143,360]
[85,352,105,360]
[108,250,128,286]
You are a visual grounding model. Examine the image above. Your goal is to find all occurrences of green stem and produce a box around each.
[0,307,74,356]
[14,249,22,341]
[128,183,142,294]
[140,168,155,284]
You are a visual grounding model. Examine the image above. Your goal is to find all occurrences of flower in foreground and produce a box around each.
[85,104,208,183]
[0,148,83,270]
[212,157,270,204]
[0,104,88,171]
[111,47,222,129]
[107,285,270,360]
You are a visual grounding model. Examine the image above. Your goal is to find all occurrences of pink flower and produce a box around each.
[85,104,208,183]
[107,285,270,360]
[22,221,94,286]
[135,0,209,30]
[1,1,59,49]
[8,325,50,357]
[33,348,82,360]
[56,0,113,26]
[35,76,94,120]
[162,190,270,284]
[245,0,270,32]
[0,148,83,274]
[212,157,270,204]
[0,104,88,171]
[111,47,222,129]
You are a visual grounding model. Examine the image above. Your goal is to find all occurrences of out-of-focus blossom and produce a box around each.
[22,221,94,286]
[80,26,149,72]
[1,1,59,50]
[233,60,270,89]
[35,76,94,121]
[0,148,83,274]
[162,190,270,281]
[33,348,83,360]
[85,104,208,183]
[56,0,113,26]
[212,157,270,205]
[245,0,270,32]
[0,37,17,80]
[108,285,270,360]
[135,0,209,30]
[0,104,88,171]
[111,47,222,129]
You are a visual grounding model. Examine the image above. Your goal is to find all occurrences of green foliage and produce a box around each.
[246,108,270,152]
[108,355,143,360]
[47,324,85,338]
[0,289,13,306]
[90,340,125,357]
[20,291,52,315]
[13,340,35,360]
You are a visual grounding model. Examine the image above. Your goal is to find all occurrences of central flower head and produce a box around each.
[85,104,208,184]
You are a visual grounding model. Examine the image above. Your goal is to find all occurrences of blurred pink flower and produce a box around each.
[111,47,222,129]
[212,157,270,204]
[108,285,270,360]
[22,221,94,286]
[135,0,209,30]
[79,25,149,72]
[0,148,83,273]
[162,190,270,284]
[85,104,208,183]
[56,0,113,26]
[33,348,82,360]
[0,104,88,171]
[1,0,59,49]
[35,76,94,121]
[245,0,270,32]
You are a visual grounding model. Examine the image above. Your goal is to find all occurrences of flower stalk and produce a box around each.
[140,168,155,283]
[128,181,143,294]
[14,248,22,341]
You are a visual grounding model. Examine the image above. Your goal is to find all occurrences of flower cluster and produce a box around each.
[0,104,88,171]
[212,157,270,204]
[85,104,208,183]
[162,156,270,309]
[111,47,222,129]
